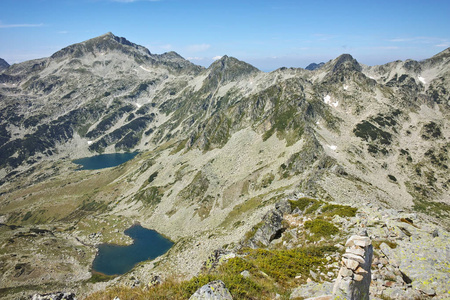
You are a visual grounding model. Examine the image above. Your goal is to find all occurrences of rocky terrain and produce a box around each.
[0,33,449,299]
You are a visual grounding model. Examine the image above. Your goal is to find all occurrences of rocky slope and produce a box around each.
[0,58,9,72]
[0,33,449,298]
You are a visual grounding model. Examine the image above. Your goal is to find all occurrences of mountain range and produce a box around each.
[0,33,449,299]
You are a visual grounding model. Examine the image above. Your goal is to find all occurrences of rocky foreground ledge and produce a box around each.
[32,197,450,299]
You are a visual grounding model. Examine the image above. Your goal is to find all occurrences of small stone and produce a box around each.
[420,287,436,296]
[240,270,250,278]
[343,258,359,270]
[355,266,368,274]
[431,228,439,238]
[345,235,371,247]
[342,253,365,264]
[346,246,365,256]
[383,281,396,287]
[354,274,364,281]
[339,267,353,277]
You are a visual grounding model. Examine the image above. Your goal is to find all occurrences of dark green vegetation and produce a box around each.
[304,219,339,238]
[289,197,357,218]
[353,110,402,155]
[86,244,339,300]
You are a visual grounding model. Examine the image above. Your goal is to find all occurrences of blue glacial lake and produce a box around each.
[92,224,173,276]
[73,152,139,170]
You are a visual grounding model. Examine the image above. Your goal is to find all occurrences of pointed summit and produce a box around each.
[331,54,362,73]
[207,55,260,82]
[50,32,151,60]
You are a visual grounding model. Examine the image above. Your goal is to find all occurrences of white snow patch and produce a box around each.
[369,76,375,79]
[343,85,348,90]
[316,121,320,125]
[87,141,93,145]
[418,75,426,84]
[135,103,142,108]
[328,145,337,150]
[323,95,339,107]
[139,65,151,72]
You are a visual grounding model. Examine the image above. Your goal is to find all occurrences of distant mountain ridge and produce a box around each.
[305,62,324,70]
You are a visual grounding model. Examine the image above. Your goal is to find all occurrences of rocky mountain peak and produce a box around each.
[50,32,151,60]
[205,55,260,86]
[0,58,9,72]
[331,53,362,73]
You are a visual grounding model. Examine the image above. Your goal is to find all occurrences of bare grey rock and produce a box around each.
[290,281,333,299]
[246,209,283,248]
[189,280,233,300]
[31,292,76,300]
[0,58,9,72]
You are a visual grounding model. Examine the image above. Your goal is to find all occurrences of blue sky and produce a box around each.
[1,0,449,71]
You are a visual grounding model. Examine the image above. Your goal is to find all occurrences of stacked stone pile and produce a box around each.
[332,231,373,300]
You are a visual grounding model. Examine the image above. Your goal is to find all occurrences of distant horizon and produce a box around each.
[1,0,449,71]
[1,32,448,72]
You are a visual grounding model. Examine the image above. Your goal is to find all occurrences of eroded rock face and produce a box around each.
[332,232,373,300]
[31,292,76,300]
[189,280,233,300]
[245,200,291,248]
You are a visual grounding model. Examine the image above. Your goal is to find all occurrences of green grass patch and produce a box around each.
[288,197,318,212]
[304,219,339,238]
[321,204,357,217]
[372,240,398,249]
[87,272,117,283]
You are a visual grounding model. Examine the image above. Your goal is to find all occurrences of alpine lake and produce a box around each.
[72,152,173,275]
[92,224,173,276]
[72,152,139,170]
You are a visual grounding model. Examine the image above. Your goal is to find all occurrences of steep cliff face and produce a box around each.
[0,33,449,299]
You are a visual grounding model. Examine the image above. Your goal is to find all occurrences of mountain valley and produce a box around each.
[0,33,449,299]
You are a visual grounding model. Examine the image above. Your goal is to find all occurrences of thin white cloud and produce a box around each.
[435,43,450,47]
[186,44,211,52]
[388,37,449,45]
[212,55,223,60]
[187,57,204,61]
[0,23,44,28]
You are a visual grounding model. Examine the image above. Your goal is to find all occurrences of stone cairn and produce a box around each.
[332,231,373,300]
